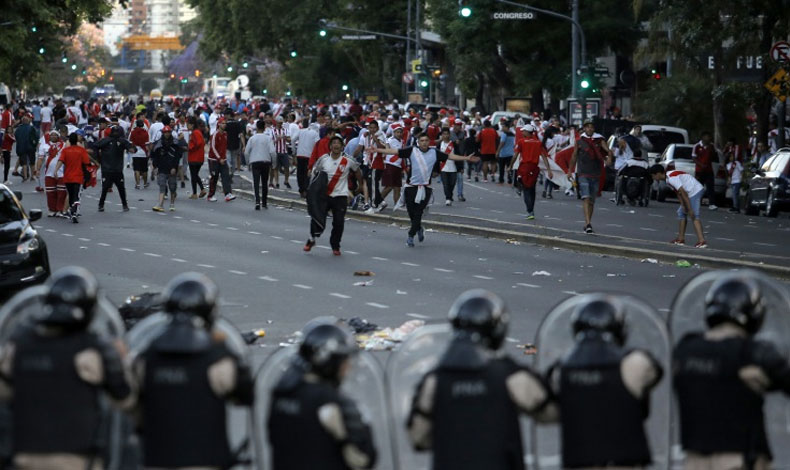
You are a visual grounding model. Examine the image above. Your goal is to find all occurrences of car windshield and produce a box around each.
[0,191,23,224]
[672,146,694,160]
[643,131,685,154]
[769,154,790,173]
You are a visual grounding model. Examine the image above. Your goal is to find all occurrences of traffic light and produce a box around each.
[179,76,183,81]
[61,55,68,63]
[242,62,248,68]
[286,90,292,96]
[227,66,233,72]
[580,78,590,89]
[439,74,447,88]
[458,0,472,17]
[38,47,45,54]
[289,49,298,58]
[195,69,200,77]
[31,26,37,32]
[341,84,349,91]
[70,64,77,71]
[170,73,176,79]
[577,65,592,91]
[101,69,106,77]
[419,78,429,88]
[319,29,327,37]
[81,68,86,75]
[262,88,268,94]
[181,77,188,84]
[651,68,661,80]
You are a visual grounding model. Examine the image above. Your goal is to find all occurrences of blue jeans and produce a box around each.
[731,183,740,210]
[678,190,702,220]
[456,171,464,196]
[577,176,599,201]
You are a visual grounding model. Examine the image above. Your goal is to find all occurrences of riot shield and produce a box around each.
[0,285,129,470]
[669,269,790,468]
[253,342,394,470]
[125,312,251,463]
[531,293,671,470]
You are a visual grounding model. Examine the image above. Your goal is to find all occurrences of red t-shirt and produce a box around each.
[60,146,90,184]
[309,136,330,170]
[130,127,149,151]
[426,125,441,147]
[188,129,205,163]
[516,137,543,165]
[692,142,714,173]
[478,127,498,154]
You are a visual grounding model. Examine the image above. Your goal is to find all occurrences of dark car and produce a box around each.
[0,186,50,296]
[744,149,790,217]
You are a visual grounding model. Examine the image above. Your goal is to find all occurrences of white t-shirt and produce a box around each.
[293,128,319,157]
[40,106,52,123]
[147,122,164,145]
[358,130,387,167]
[440,140,456,172]
[44,145,64,178]
[666,170,703,197]
[726,161,743,184]
[386,137,403,168]
[288,122,300,149]
[313,153,360,198]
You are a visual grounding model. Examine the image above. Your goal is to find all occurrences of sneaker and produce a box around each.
[695,241,708,248]
[458,196,466,202]
[255,204,260,210]
[445,199,452,206]
[98,205,104,212]
[284,182,292,189]
[406,236,415,247]
[546,193,553,199]
[198,189,207,198]
[584,224,594,234]
[708,204,718,211]
[225,194,236,202]
[303,239,315,252]
[269,183,275,188]
[526,213,535,220]
[275,184,280,189]
[332,249,341,256]
[417,227,425,242]
[189,194,198,200]
[670,238,685,246]
[123,205,130,212]
[377,201,388,213]
[152,206,164,212]
[35,186,43,192]
[135,184,140,190]
[144,182,150,188]
[541,191,547,198]
[71,214,79,223]
[362,203,371,212]
[169,205,175,212]
[207,196,217,202]
[474,176,479,182]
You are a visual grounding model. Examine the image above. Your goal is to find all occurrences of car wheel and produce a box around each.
[744,192,758,216]
[766,190,778,218]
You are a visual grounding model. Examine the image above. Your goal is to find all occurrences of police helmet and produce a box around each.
[298,323,356,382]
[705,275,765,334]
[161,272,219,326]
[110,125,123,138]
[39,266,99,327]
[448,289,509,350]
[571,295,626,345]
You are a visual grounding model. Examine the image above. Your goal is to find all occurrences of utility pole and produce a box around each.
[406,0,411,99]
[571,0,579,98]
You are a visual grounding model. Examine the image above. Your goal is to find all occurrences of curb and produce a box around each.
[231,186,790,280]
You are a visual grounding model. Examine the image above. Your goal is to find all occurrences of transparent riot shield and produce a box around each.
[669,269,790,468]
[253,345,394,470]
[531,293,671,470]
[125,312,251,463]
[0,285,129,470]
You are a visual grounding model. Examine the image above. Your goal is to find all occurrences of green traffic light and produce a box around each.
[341,84,348,91]
[61,56,68,63]
[420,80,429,88]
[319,30,327,37]
[227,66,233,72]
[580,79,590,89]
[70,64,77,70]
[38,47,45,54]
[290,50,298,58]
[243,62,248,68]
[460,6,472,17]
[263,88,268,94]
[286,90,292,96]
[31,26,37,32]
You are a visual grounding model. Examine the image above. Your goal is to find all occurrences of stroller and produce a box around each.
[615,164,651,207]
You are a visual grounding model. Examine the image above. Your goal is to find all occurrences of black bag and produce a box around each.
[306,171,329,232]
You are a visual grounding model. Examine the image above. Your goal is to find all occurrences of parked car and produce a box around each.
[654,143,727,203]
[744,148,790,217]
[0,186,50,297]
[404,102,461,117]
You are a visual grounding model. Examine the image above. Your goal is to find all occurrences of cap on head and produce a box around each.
[705,274,765,334]
[521,124,536,133]
[571,295,626,345]
[448,289,509,350]
[162,125,172,133]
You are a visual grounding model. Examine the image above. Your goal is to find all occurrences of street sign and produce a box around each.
[764,68,789,102]
[402,72,414,84]
[425,65,441,72]
[411,58,423,73]
[771,41,790,63]
[566,98,600,126]
[341,34,376,40]
[593,66,610,78]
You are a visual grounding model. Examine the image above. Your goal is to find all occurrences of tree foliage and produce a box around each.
[0,0,116,87]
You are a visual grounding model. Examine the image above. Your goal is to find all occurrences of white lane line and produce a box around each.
[190,219,201,223]
[197,263,215,268]
[270,235,283,240]
[366,302,389,309]
[754,242,776,247]
[715,237,735,242]
[227,227,239,231]
[317,245,331,250]
[98,243,111,247]
[658,308,670,312]
[401,262,420,267]
[330,293,351,299]
[78,238,91,242]
[345,250,359,255]
[144,252,162,258]
[62,233,74,237]
[207,223,218,227]
[708,220,724,225]
[45,229,57,233]
[372,256,389,261]
[229,270,247,275]
[171,258,187,263]
[562,290,579,295]
[598,207,611,212]
[469,207,481,211]
[473,275,494,280]
[434,268,454,273]
[491,209,504,214]
[640,227,657,232]
[293,284,313,290]
[290,239,302,244]
[259,276,278,282]
[648,213,665,218]
[248,231,261,235]
[174,216,183,219]
[120,248,136,252]
[606,224,623,227]
[407,313,430,319]
[130,206,137,210]
[517,283,540,288]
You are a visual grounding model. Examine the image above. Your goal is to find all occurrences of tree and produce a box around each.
[0,0,118,88]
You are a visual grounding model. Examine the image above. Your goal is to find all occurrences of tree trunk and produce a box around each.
[475,72,485,114]
[531,88,545,114]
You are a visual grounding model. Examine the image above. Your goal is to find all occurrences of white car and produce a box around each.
[654,143,727,203]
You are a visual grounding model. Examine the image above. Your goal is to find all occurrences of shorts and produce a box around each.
[276,153,290,168]
[577,176,599,201]
[132,158,148,173]
[157,172,177,194]
[16,151,34,166]
[180,151,188,166]
[480,153,496,163]
[677,190,703,220]
[382,165,402,188]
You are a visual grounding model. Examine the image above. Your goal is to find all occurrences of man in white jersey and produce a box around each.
[649,164,708,248]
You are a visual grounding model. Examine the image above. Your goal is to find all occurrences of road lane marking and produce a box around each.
[754,242,776,247]
[174,216,183,219]
[648,213,665,218]
[708,220,724,224]
[293,284,313,290]
[190,219,201,223]
[345,250,359,254]
[372,256,389,261]
[270,235,283,239]
[45,229,56,233]
[258,276,278,282]
[229,270,247,275]
[366,302,389,309]
[207,223,218,227]
[407,313,430,319]
[120,248,135,252]
[401,262,420,267]
[517,283,540,288]
[62,233,73,237]
[226,227,239,231]
[715,237,735,242]
[98,243,111,247]
[562,290,579,295]
[290,239,302,244]
[639,227,657,232]
[330,293,351,299]
[473,275,494,280]
[144,253,162,257]
[197,263,215,268]
[78,238,91,242]
[171,258,187,263]
[434,268,454,273]
[606,224,623,227]
[248,231,261,235]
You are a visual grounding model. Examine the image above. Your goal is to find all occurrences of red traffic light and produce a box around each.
[653,72,661,80]
[179,76,183,80]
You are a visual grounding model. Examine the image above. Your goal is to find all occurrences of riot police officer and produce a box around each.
[548,295,663,469]
[407,289,552,470]
[0,267,131,470]
[267,322,377,470]
[673,274,790,470]
[129,272,254,469]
